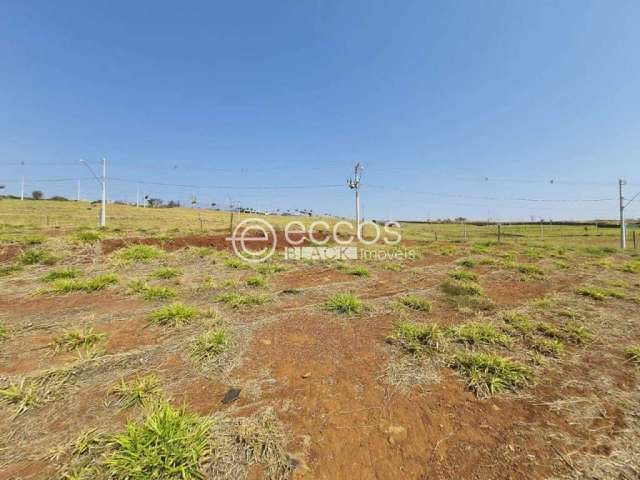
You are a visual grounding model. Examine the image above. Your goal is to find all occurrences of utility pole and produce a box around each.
[77,179,81,202]
[347,163,363,233]
[80,158,107,228]
[620,179,627,249]
[20,176,25,201]
[618,179,640,250]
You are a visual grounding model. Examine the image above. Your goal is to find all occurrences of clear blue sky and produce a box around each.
[1,0,639,220]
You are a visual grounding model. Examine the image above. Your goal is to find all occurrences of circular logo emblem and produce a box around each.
[228,218,277,263]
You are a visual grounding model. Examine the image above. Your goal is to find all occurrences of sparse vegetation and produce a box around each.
[449,269,477,281]
[192,328,229,360]
[104,402,211,479]
[20,248,54,265]
[214,292,271,308]
[115,244,164,262]
[246,275,268,287]
[150,267,181,279]
[451,352,533,398]
[348,265,370,277]
[530,337,565,357]
[149,302,200,326]
[451,321,511,346]
[73,231,102,243]
[577,285,625,301]
[389,322,444,354]
[324,293,365,315]
[441,279,484,296]
[398,294,432,312]
[502,311,534,335]
[52,273,118,293]
[255,263,286,275]
[128,280,177,300]
[224,257,247,269]
[51,328,106,353]
[42,268,80,282]
[624,345,640,365]
[0,379,41,415]
[108,374,162,409]
[0,264,22,277]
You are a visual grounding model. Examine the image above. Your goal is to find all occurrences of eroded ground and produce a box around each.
[1,234,639,479]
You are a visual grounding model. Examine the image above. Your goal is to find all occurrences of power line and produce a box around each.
[109,177,344,190]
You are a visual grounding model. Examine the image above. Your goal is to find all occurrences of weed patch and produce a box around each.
[115,244,164,263]
[192,329,229,360]
[624,345,640,365]
[151,267,181,279]
[20,249,55,265]
[530,338,565,357]
[348,265,370,277]
[52,273,119,293]
[324,293,365,315]
[214,292,272,308]
[149,302,200,326]
[388,322,444,354]
[451,321,511,346]
[42,268,80,282]
[0,379,41,415]
[108,374,162,409]
[246,275,268,287]
[398,294,432,312]
[449,269,478,281]
[451,352,533,398]
[51,328,106,353]
[441,279,484,296]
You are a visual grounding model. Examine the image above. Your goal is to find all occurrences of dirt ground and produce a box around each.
[1,233,639,479]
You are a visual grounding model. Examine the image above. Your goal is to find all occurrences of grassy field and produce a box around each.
[1,199,640,479]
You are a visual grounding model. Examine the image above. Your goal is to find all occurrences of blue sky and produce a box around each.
[1,0,639,220]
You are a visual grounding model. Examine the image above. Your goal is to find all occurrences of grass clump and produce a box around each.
[246,275,268,287]
[502,311,534,335]
[563,323,591,344]
[530,338,565,357]
[108,375,162,410]
[104,402,211,479]
[0,379,41,415]
[0,264,22,277]
[324,293,365,315]
[149,303,200,326]
[451,352,533,398]
[583,246,616,257]
[625,345,640,365]
[224,257,247,269]
[577,285,625,301]
[505,261,544,278]
[19,249,54,265]
[192,329,229,360]
[536,321,563,339]
[128,280,176,301]
[621,260,640,273]
[42,268,80,282]
[255,263,286,275]
[348,265,370,277]
[115,244,163,263]
[452,321,511,346]
[151,267,181,279]
[52,273,119,293]
[51,328,105,353]
[457,258,476,268]
[449,269,477,281]
[214,292,271,309]
[441,279,484,296]
[73,231,102,243]
[388,322,444,354]
[398,294,432,312]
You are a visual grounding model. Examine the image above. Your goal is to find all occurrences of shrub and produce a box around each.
[42,268,80,282]
[104,403,211,479]
[192,329,229,360]
[388,322,444,354]
[449,269,477,282]
[452,321,511,346]
[115,245,163,262]
[324,293,365,315]
[451,352,532,398]
[441,279,484,296]
[398,294,432,312]
[149,303,200,326]
[214,292,271,308]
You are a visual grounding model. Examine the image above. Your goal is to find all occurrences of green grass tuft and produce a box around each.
[625,345,640,365]
[42,268,80,282]
[0,323,8,340]
[149,303,200,326]
[255,263,286,275]
[73,231,102,243]
[324,293,365,315]
[530,338,565,357]
[449,269,478,281]
[214,292,272,308]
[0,264,22,277]
[536,321,563,339]
[398,294,432,312]
[451,321,511,346]
[0,379,41,415]
[115,244,164,262]
[104,402,211,479]
[388,322,444,354]
[577,285,625,301]
[456,258,476,268]
[52,273,118,293]
[224,257,247,269]
[451,352,533,398]
[150,267,181,279]
[441,279,484,296]
[20,249,54,265]
[108,375,162,410]
[348,265,370,277]
[192,329,229,360]
[246,275,268,287]
[502,311,534,335]
[563,323,591,344]
[51,327,106,353]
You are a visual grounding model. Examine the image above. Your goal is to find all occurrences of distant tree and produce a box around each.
[49,195,68,201]
[32,190,43,200]
[166,200,180,208]
[147,198,163,208]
